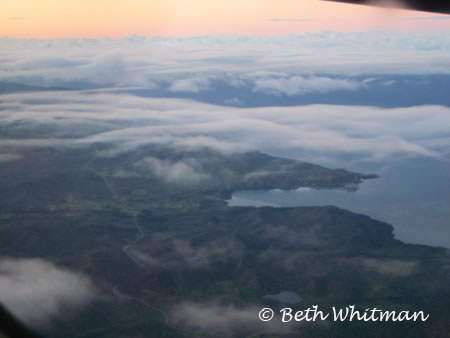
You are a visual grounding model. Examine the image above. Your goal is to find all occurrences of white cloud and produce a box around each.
[1,31,450,91]
[135,157,209,184]
[253,75,361,96]
[0,257,98,327]
[0,91,449,165]
[168,76,212,93]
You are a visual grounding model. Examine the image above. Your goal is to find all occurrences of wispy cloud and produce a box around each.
[0,153,21,162]
[1,31,450,92]
[135,157,209,184]
[168,77,212,93]
[129,236,242,269]
[0,91,448,164]
[252,75,361,95]
[171,301,295,336]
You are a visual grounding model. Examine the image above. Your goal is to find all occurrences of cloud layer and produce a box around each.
[252,75,361,96]
[1,91,449,166]
[1,31,450,93]
[0,257,98,327]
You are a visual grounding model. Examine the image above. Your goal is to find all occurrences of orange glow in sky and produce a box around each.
[1,0,450,38]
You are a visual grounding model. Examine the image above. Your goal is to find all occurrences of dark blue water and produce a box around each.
[229,157,450,248]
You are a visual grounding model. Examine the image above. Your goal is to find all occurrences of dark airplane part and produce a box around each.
[0,304,43,338]
[325,0,450,14]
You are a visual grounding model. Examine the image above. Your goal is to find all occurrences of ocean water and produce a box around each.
[229,157,450,248]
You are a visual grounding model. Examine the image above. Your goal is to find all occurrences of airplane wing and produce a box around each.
[324,0,450,14]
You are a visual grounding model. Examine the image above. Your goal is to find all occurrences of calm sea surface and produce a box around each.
[229,157,450,248]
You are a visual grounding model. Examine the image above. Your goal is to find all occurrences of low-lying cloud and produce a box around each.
[130,236,242,269]
[0,153,20,162]
[0,257,98,327]
[135,157,209,184]
[253,75,361,96]
[168,77,213,93]
[1,31,450,92]
[1,91,449,166]
[171,301,294,336]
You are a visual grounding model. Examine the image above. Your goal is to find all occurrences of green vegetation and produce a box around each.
[0,145,448,338]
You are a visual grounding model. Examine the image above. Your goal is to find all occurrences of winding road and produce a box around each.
[92,170,172,328]
[122,214,145,267]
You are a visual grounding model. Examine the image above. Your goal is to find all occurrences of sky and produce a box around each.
[2,0,450,38]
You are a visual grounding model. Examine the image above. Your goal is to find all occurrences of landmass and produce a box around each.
[0,145,448,338]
